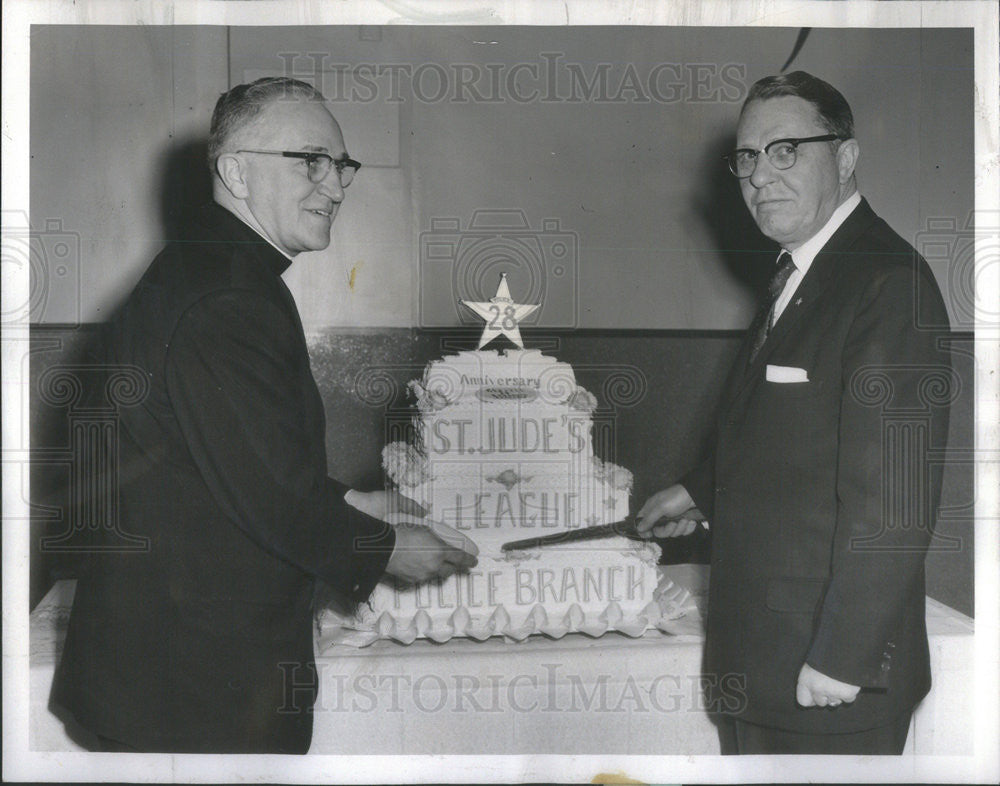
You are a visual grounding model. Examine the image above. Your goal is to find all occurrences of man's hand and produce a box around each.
[345,488,426,520]
[796,663,860,708]
[384,516,479,585]
[635,484,707,538]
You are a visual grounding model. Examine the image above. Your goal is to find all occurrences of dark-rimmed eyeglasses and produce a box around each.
[237,149,361,186]
[723,135,843,178]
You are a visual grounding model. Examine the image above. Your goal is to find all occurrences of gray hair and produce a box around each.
[207,77,325,172]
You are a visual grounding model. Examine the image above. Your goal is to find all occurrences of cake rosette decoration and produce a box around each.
[591,456,634,492]
[408,379,451,412]
[382,442,430,488]
[567,386,598,413]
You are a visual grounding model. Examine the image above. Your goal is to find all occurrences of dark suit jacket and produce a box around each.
[52,202,395,753]
[682,198,951,734]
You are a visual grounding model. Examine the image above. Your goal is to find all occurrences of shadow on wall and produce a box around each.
[156,135,214,244]
[82,137,217,326]
[693,128,778,297]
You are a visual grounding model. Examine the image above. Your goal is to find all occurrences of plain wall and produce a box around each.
[30,25,229,323]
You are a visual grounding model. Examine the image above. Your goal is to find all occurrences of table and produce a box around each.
[29,566,974,755]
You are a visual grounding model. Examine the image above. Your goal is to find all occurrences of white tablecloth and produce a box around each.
[30,565,974,755]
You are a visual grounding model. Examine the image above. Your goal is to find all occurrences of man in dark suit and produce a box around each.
[52,77,478,754]
[637,72,951,754]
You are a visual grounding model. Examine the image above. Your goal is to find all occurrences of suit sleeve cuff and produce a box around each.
[320,478,397,602]
[343,517,396,603]
[679,456,715,520]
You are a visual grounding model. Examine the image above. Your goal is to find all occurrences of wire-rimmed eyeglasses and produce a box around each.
[237,149,361,186]
[722,134,843,178]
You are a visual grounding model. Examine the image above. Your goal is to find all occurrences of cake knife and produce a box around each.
[500,517,646,552]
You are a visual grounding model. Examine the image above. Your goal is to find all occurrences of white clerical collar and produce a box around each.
[785,191,862,274]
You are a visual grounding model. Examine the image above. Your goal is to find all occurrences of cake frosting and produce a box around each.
[351,348,666,643]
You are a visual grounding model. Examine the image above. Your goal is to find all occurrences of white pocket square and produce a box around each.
[766,364,809,383]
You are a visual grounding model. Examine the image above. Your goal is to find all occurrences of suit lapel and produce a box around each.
[722,198,880,414]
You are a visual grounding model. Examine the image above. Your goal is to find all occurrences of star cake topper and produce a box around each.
[461,273,540,349]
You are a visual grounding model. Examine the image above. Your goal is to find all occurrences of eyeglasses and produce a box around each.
[236,149,361,186]
[723,134,843,178]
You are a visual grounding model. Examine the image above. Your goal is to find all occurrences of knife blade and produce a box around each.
[500,517,645,552]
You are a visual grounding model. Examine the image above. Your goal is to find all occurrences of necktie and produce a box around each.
[748,250,797,363]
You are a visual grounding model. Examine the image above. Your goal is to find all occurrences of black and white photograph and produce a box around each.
[3,0,998,783]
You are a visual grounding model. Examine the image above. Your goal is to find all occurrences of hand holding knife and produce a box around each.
[635,483,708,539]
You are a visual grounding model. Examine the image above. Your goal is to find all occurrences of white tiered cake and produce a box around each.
[351,344,668,643]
